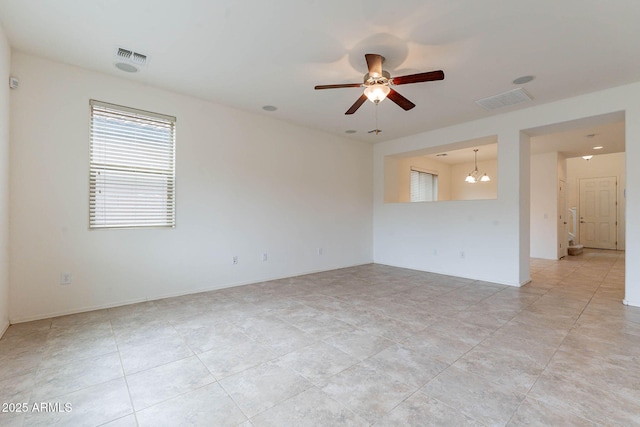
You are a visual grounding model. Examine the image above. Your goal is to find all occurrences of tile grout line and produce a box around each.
[110,318,139,426]
[507,252,619,426]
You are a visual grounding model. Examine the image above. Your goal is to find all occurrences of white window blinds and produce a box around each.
[410,169,438,202]
[89,100,176,229]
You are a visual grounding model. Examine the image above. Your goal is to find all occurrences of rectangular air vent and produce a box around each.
[132,52,147,65]
[116,48,132,60]
[114,47,148,66]
[475,88,532,110]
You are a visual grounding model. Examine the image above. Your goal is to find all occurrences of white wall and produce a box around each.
[374,82,640,301]
[0,24,10,335]
[566,152,626,250]
[530,152,560,259]
[626,106,640,306]
[9,53,373,323]
[375,125,528,286]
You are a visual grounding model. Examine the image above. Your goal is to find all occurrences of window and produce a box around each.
[410,168,438,202]
[89,100,176,228]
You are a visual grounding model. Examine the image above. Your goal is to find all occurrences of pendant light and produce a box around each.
[465,149,491,183]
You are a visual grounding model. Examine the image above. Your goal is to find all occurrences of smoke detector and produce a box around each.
[114,47,149,73]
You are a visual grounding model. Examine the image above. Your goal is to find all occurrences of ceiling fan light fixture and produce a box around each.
[314,53,444,115]
[364,84,390,104]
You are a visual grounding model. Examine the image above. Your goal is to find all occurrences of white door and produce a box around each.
[558,180,568,258]
[579,177,617,249]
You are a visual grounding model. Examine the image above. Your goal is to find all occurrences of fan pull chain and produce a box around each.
[368,102,382,135]
[374,102,381,135]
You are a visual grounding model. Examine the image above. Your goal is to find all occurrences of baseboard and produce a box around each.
[519,277,532,287]
[9,262,372,324]
[623,299,640,308]
[0,319,9,338]
[375,262,527,287]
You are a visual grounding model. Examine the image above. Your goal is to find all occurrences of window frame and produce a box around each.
[410,167,439,202]
[89,100,176,229]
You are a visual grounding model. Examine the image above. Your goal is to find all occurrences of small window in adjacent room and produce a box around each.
[410,168,438,202]
[89,100,176,229]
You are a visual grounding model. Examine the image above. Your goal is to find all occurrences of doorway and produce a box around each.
[579,176,617,249]
[558,179,568,258]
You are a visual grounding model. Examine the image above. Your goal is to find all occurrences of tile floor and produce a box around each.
[1,249,638,426]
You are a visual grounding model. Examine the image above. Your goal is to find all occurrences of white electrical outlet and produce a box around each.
[317,247,323,255]
[262,252,268,261]
[232,256,238,265]
[60,273,72,285]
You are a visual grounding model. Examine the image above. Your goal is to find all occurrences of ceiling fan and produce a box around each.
[314,53,444,115]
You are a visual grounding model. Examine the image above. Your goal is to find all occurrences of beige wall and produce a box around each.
[384,155,452,202]
[402,157,453,201]
[450,159,498,200]
[384,156,498,203]
[383,156,401,203]
[403,157,450,202]
[384,156,451,203]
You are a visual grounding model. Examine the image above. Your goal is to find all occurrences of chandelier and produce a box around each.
[464,149,491,183]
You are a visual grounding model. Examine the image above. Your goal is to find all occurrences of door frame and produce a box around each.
[577,176,618,250]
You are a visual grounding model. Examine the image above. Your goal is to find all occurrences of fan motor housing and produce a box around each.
[364,71,391,86]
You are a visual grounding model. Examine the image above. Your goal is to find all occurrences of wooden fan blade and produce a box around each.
[387,89,416,111]
[365,54,383,77]
[345,94,368,115]
[391,70,445,85]
[315,83,362,90]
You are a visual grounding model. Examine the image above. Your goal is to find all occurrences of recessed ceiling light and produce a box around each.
[262,105,277,111]
[345,130,357,134]
[115,62,138,73]
[512,75,535,85]
[593,146,603,150]
[436,153,448,156]
[585,133,597,138]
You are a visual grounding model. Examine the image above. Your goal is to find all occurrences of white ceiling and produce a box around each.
[424,142,498,166]
[1,0,639,144]
[529,120,625,159]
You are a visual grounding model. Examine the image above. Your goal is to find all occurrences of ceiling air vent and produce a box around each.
[116,48,133,60]
[114,47,148,67]
[475,88,532,110]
